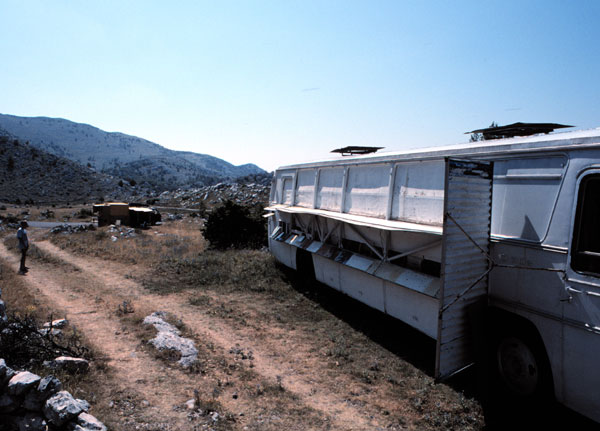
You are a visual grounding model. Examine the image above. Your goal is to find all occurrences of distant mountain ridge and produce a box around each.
[0,114,265,191]
[0,131,138,204]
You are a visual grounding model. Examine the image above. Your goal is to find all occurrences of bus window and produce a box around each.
[571,175,600,276]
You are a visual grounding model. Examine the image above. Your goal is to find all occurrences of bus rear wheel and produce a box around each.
[488,323,553,410]
[496,336,541,396]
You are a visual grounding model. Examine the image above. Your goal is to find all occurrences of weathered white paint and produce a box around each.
[269,128,600,424]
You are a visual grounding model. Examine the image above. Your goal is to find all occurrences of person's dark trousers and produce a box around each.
[20,249,27,272]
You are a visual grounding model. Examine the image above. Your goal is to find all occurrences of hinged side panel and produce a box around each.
[436,158,493,379]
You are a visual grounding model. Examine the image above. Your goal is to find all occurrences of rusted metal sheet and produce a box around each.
[435,159,493,380]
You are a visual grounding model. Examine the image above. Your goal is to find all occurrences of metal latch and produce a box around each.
[561,285,582,303]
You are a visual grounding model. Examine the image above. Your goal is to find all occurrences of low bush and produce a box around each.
[0,313,90,369]
[202,200,266,250]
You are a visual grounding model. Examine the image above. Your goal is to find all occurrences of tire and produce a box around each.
[488,322,554,411]
[496,336,543,396]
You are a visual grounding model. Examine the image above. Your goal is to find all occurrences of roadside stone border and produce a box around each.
[0,359,106,431]
[143,311,198,368]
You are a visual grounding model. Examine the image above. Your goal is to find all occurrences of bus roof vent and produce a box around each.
[467,122,573,140]
[331,146,384,156]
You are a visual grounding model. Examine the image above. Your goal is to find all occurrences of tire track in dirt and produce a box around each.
[31,240,385,430]
[0,242,196,430]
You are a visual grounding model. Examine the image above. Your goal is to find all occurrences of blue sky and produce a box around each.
[1,1,599,171]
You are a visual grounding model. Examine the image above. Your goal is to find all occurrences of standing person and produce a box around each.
[17,221,29,275]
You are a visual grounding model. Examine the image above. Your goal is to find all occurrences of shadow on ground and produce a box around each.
[283,268,600,430]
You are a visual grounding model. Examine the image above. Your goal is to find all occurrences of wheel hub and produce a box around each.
[497,336,539,396]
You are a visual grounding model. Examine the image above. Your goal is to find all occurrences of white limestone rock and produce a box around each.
[68,412,107,431]
[143,312,198,368]
[8,372,41,397]
[43,391,85,426]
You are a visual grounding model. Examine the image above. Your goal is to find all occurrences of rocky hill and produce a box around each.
[0,114,266,190]
[0,133,141,205]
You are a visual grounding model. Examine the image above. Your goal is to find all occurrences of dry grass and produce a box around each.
[49,219,205,266]
[140,243,484,429]
[38,217,486,430]
[0,203,95,223]
[1,259,53,322]
[143,249,281,295]
[3,235,72,267]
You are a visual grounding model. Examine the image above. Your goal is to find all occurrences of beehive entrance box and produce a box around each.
[93,203,130,227]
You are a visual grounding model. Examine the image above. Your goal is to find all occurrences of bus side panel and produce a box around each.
[313,254,341,291]
[338,265,385,312]
[314,253,439,339]
[385,281,439,338]
[269,238,295,269]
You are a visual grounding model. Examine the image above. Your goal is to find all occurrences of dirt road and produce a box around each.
[0,239,420,430]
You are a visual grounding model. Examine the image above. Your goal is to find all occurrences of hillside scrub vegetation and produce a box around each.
[0,114,266,191]
[0,134,138,204]
[202,200,267,250]
[48,220,205,266]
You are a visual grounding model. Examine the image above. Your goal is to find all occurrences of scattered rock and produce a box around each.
[42,319,68,329]
[0,359,15,385]
[107,225,137,238]
[0,356,104,430]
[185,399,196,410]
[69,412,107,431]
[143,312,198,368]
[23,376,63,411]
[229,345,254,361]
[50,224,95,234]
[75,398,90,412]
[37,376,62,397]
[8,372,41,397]
[43,391,85,427]
[158,179,271,210]
[37,376,62,396]
[43,357,90,374]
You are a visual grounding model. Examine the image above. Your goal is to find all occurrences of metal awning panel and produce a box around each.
[266,204,443,235]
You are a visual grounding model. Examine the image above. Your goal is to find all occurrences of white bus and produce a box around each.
[266,127,600,423]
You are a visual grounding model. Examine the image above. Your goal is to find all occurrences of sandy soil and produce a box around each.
[0,237,422,430]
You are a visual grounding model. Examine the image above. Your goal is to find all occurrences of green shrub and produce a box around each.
[202,200,266,250]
